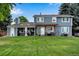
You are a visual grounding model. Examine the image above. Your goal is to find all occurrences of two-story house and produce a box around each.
[7,14,73,36]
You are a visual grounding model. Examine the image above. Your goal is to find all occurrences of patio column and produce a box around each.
[34,27,36,36]
[15,27,17,36]
[10,27,15,36]
[25,27,27,36]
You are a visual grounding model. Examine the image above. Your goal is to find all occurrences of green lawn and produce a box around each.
[0,36,79,56]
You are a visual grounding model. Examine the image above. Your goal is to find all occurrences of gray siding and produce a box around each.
[34,16,73,36]
[44,16,52,24]
[55,17,72,36]
[57,17,72,26]
[8,15,73,36]
[44,16,56,24]
[55,26,72,36]
[34,16,57,24]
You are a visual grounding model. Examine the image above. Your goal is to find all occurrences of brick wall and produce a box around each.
[0,31,7,36]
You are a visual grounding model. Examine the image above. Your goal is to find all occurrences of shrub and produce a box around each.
[61,33,68,36]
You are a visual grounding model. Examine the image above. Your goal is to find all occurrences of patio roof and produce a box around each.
[35,23,57,26]
[7,22,35,28]
[7,22,57,28]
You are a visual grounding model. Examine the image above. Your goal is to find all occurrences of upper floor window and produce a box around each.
[62,17,70,22]
[37,17,44,22]
[52,17,56,22]
[37,17,39,22]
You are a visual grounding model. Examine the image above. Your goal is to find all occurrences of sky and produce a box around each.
[11,3,61,22]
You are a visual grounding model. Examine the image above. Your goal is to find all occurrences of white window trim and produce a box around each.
[52,17,57,22]
[62,17,70,23]
[37,17,44,22]
[41,17,44,22]
[61,27,69,34]
[37,17,39,22]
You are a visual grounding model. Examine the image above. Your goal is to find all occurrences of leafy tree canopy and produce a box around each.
[0,3,15,21]
[18,16,28,22]
[0,3,15,31]
[59,3,79,27]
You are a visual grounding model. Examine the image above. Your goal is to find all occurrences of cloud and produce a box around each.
[11,8,23,15]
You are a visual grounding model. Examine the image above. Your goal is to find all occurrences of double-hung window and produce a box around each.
[61,27,69,33]
[62,17,70,22]
[37,17,44,22]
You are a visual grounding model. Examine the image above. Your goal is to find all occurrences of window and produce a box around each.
[37,17,44,22]
[37,17,39,22]
[46,26,52,33]
[61,27,69,33]
[62,17,69,22]
[52,17,56,22]
[41,17,44,22]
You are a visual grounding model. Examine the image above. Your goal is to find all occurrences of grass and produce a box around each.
[0,36,79,56]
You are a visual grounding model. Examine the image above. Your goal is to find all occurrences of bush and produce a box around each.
[74,33,79,37]
[61,33,68,36]
[47,32,55,36]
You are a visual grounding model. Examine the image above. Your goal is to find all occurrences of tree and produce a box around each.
[0,3,15,21]
[59,3,79,35]
[59,3,79,26]
[59,3,71,15]
[18,16,28,22]
[0,3,15,31]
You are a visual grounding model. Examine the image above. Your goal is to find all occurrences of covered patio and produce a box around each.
[36,23,57,36]
[7,22,35,36]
